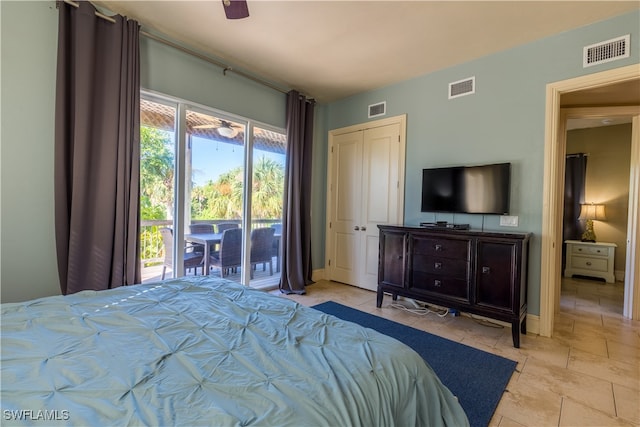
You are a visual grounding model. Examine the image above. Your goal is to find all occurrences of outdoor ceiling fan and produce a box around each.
[222,0,249,19]
[193,119,243,138]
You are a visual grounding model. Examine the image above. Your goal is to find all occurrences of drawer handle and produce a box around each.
[596,250,601,253]
[577,248,583,252]
[482,266,490,274]
[586,262,592,266]
[434,280,442,287]
[434,244,442,251]
[435,262,442,269]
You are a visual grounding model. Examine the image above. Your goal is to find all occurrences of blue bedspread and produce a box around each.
[1,277,468,426]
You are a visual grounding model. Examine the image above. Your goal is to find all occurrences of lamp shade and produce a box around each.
[578,203,607,221]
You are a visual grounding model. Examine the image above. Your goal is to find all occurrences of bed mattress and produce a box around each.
[1,276,468,426]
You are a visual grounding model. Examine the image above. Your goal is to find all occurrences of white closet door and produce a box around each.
[359,123,402,290]
[327,117,405,291]
[329,130,363,285]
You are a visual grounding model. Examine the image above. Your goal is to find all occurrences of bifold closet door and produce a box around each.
[328,122,402,291]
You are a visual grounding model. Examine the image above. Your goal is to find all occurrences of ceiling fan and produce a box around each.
[222,0,249,19]
[193,119,243,138]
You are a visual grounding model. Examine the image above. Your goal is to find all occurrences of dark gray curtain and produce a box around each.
[563,154,587,264]
[55,1,141,294]
[279,91,315,294]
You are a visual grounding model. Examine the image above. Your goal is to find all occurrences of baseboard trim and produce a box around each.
[526,313,540,335]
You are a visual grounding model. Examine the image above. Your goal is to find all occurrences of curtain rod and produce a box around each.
[63,0,296,97]
[62,0,116,23]
[139,30,288,96]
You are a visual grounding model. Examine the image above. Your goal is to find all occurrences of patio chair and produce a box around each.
[270,223,282,273]
[189,223,214,234]
[216,222,239,233]
[250,227,274,279]
[188,223,214,254]
[209,228,242,278]
[160,227,205,280]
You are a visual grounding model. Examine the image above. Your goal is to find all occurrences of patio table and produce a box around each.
[185,233,222,275]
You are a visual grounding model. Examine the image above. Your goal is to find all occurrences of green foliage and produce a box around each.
[140,126,174,220]
[140,225,164,265]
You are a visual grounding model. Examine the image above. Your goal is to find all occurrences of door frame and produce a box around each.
[325,114,407,284]
[540,64,640,337]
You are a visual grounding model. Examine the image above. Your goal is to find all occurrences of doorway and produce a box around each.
[562,118,633,316]
[540,64,640,337]
[138,93,287,288]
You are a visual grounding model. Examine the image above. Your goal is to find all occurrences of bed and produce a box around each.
[1,276,468,426]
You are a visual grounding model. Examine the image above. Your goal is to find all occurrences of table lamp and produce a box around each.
[578,203,606,242]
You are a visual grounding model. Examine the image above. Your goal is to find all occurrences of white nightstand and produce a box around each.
[564,240,617,283]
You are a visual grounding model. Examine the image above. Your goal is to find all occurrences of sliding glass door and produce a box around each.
[185,107,247,284]
[139,93,286,288]
[249,126,286,287]
[139,97,176,283]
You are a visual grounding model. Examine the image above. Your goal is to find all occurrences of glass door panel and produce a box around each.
[186,108,246,283]
[139,98,177,283]
[249,126,287,288]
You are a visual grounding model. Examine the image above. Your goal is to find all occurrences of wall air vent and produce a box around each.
[448,77,475,99]
[368,101,386,118]
[583,35,630,68]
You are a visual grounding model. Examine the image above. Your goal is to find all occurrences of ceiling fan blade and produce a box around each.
[222,0,249,20]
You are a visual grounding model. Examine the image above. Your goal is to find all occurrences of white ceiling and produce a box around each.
[92,1,640,103]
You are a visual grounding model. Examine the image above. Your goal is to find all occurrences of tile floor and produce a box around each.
[271,276,639,427]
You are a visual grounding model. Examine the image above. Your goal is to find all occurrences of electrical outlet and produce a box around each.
[499,215,519,227]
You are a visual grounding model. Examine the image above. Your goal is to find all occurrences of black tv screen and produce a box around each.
[421,163,511,214]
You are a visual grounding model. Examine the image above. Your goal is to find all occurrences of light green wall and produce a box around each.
[1,1,59,303]
[322,10,640,315]
[140,36,286,128]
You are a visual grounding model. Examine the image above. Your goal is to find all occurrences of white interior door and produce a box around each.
[329,131,363,285]
[327,115,406,291]
[359,124,402,290]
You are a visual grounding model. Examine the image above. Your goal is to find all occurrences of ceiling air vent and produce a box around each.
[583,35,630,68]
[368,102,386,118]
[449,77,475,99]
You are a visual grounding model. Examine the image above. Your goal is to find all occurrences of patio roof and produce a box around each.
[140,99,286,154]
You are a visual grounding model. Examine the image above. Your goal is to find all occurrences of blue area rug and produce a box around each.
[312,301,517,427]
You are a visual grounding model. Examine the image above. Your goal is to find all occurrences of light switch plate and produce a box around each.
[500,215,519,227]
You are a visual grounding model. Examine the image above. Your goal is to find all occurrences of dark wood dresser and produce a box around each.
[377,225,531,347]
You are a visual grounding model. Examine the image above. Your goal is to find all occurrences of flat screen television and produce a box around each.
[421,162,511,214]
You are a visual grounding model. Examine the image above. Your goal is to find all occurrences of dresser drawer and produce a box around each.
[570,256,608,273]
[410,272,469,300]
[412,237,470,259]
[571,244,610,257]
[412,255,469,279]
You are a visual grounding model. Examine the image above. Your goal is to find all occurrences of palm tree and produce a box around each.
[252,156,284,219]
